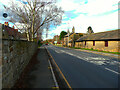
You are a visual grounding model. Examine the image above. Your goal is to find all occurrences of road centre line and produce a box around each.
[62,50,119,75]
[51,47,119,75]
[55,50,60,53]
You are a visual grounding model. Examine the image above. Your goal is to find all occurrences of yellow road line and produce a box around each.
[46,47,72,89]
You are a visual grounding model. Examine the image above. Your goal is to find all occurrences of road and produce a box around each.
[46,44,119,88]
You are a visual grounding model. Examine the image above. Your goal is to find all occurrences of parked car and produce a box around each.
[45,43,48,45]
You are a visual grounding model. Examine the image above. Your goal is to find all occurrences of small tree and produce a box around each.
[59,31,67,40]
[87,26,94,34]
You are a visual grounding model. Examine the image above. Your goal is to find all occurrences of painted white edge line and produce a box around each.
[105,67,119,74]
[48,59,59,88]
[48,46,119,75]
[64,52,119,75]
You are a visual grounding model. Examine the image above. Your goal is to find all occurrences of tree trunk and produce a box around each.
[31,11,35,41]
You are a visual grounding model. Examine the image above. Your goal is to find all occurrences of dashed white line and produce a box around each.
[50,47,119,75]
[55,50,60,53]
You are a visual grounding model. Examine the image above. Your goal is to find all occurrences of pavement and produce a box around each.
[14,46,56,88]
[46,44,119,88]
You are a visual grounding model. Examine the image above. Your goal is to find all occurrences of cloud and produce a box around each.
[70,11,118,33]
[44,0,119,40]
[0,0,119,40]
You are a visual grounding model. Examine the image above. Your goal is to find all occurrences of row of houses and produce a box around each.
[63,27,120,53]
[0,22,27,40]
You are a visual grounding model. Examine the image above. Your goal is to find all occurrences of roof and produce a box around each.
[64,32,74,37]
[76,29,120,42]
[64,33,84,37]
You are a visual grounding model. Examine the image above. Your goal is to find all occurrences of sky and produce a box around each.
[44,0,119,40]
[0,0,119,40]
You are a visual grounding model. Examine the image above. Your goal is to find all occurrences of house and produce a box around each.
[75,29,120,52]
[52,35,61,44]
[2,22,20,39]
[63,26,84,47]
[46,39,53,44]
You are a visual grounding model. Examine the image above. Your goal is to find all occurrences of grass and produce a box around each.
[54,44,63,47]
[69,47,120,55]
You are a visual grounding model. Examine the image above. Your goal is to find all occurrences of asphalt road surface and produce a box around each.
[46,44,119,88]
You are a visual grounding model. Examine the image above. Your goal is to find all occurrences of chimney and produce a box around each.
[13,25,14,29]
[4,22,8,26]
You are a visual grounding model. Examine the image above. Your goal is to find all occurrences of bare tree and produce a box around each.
[4,0,64,41]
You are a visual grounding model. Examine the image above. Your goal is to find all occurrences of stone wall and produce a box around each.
[1,39,38,88]
[75,41,120,52]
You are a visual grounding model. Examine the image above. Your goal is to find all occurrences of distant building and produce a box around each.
[63,26,84,47]
[53,35,61,44]
[46,39,53,44]
[75,29,120,52]
[0,22,28,40]
[2,22,20,39]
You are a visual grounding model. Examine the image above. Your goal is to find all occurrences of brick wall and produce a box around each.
[1,39,38,88]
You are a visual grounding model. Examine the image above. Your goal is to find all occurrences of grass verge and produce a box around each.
[69,47,120,55]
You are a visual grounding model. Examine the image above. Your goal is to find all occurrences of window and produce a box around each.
[93,41,95,46]
[105,41,108,47]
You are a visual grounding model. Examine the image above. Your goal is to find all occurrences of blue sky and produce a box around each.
[0,0,119,40]
[43,0,119,40]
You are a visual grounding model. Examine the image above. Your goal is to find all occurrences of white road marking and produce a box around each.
[48,60,59,88]
[86,57,106,60]
[60,50,65,53]
[76,56,85,60]
[55,50,60,53]
[49,46,119,75]
[66,52,74,56]
[105,68,119,74]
